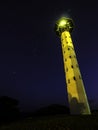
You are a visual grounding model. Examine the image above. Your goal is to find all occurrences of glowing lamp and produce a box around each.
[54,17,74,37]
[58,19,67,27]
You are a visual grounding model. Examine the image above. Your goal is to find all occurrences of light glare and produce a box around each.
[59,20,67,27]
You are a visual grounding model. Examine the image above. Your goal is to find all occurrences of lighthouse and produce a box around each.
[54,17,91,114]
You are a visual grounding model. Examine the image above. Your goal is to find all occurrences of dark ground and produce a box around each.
[0,114,98,130]
[0,103,98,129]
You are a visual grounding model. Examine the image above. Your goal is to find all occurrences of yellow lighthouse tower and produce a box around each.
[54,17,91,114]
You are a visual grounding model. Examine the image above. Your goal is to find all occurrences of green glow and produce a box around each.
[59,19,67,27]
[55,17,74,36]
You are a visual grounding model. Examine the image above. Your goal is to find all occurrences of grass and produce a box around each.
[0,115,98,130]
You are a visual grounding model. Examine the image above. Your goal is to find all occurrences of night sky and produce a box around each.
[0,0,98,112]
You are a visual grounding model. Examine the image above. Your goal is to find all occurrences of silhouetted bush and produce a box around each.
[33,104,70,116]
[0,96,20,123]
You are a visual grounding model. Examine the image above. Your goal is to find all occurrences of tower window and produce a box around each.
[68,48,70,50]
[64,51,65,53]
[79,75,81,79]
[65,59,67,62]
[66,41,68,44]
[69,56,71,58]
[71,65,73,68]
[66,68,68,72]
[73,76,76,80]
[68,79,70,83]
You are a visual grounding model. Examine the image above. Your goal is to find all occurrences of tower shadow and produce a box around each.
[68,93,85,114]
